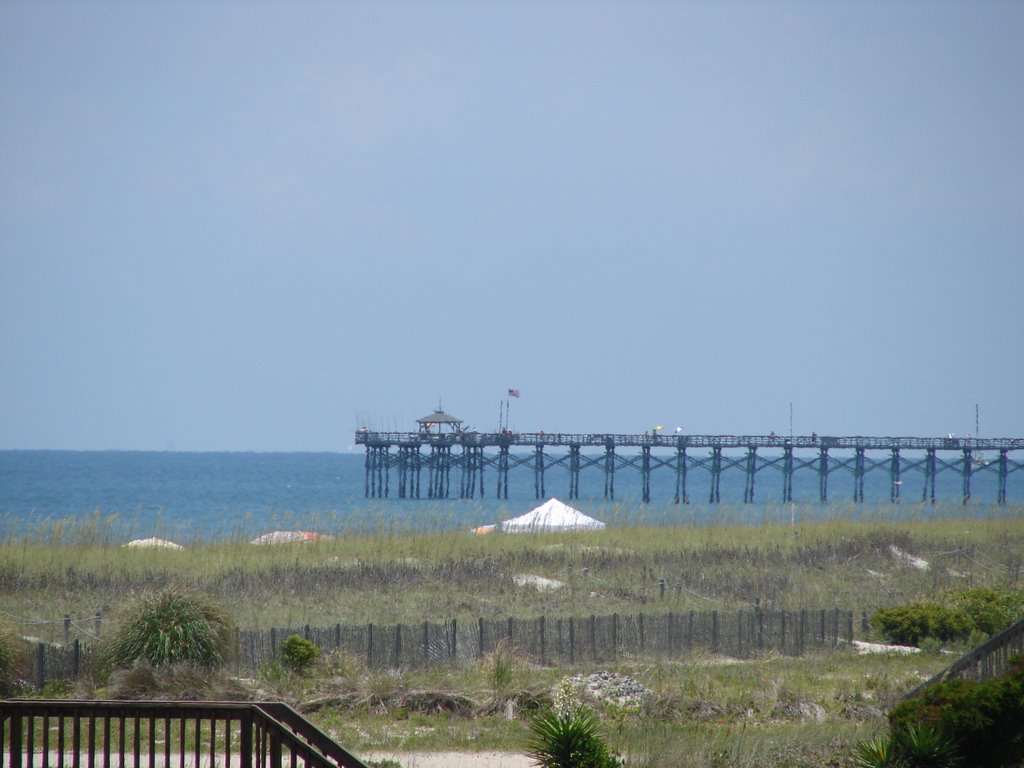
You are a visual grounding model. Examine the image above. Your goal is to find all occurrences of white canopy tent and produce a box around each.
[500,498,606,533]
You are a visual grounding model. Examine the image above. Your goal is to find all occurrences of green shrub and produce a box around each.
[104,585,236,670]
[889,656,1024,768]
[280,635,320,675]
[945,587,1024,636]
[871,604,973,646]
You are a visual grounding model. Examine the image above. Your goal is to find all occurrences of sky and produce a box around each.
[1,1,1022,452]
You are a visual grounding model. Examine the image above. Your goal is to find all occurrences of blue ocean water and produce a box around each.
[0,449,1019,542]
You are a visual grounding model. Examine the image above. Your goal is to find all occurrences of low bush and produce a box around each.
[870,604,972,646]
[889,656,1024,768]
[944,587,1024,636]
[280,635,321,675]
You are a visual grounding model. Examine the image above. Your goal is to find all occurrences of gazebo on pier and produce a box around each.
[416,408,463,434]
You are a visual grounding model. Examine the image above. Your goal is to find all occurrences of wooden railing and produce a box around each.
[902,616,1024,701]
[0,700,368,768]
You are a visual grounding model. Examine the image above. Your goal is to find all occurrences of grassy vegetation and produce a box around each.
[3,507,1021,635]
[3,509,1023,766]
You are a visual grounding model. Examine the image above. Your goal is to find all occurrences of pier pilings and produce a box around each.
[354,432,1024,505]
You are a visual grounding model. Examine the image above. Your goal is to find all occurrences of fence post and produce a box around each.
[478,618,485,658]
[73,638,80,677]
[36,642,46,689]
[590,615,597,660]
[612,613,619,659]
[304,624,310,641]
[659,579,665,601]
[394,624,401,667]
[736,610,743,657]
[688,611,695,651]
[367,623,374,667]
[64,615,71,646]
[819,610,826,645]
[569,616,575,664]
[800,609,807,655]
[270,627,277,658]
[755,599,764,652]
[862,610,869,634]
[540,615,546,665]
[846,610,854,644]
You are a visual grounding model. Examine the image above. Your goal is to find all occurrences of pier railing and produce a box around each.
[356,431,1024,451]
[0,700,369,768]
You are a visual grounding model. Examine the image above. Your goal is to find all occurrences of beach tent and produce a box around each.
[250,530,325,545]
[500,498,606,533]
[123,537,183,550]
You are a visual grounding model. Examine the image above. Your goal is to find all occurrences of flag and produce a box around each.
[507,388,520,398]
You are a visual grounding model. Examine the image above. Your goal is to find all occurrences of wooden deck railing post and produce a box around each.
[9,711,24,768]
[240,710,253,768]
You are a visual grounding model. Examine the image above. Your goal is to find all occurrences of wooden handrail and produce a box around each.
[901,616,1024,701]
[0,700,369,768]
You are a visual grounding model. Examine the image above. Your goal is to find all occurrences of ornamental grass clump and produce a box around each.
[0,618,28,696]
[104,585,236,670]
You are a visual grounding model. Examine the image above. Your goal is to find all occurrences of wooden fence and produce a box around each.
[27,606,860,689]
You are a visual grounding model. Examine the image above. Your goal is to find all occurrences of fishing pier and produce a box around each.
[355,424,1024,505]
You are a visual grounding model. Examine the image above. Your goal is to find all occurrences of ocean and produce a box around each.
[0,449,1019,543]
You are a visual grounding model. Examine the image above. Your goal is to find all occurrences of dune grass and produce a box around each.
[2,509,1022,639]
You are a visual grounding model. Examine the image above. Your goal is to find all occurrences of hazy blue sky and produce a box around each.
[2,1,1022,452]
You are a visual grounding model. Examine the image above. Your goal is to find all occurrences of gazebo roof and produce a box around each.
[416,409,463,425]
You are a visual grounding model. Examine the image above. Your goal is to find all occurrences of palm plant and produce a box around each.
[853,736,900,768]
[853,725,960,768]
[894,725,960,767]
[526,702,621,768]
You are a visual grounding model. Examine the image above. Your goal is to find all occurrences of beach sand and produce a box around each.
[364,752,531,768]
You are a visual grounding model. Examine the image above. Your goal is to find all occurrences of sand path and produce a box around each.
[363,752,531,768]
